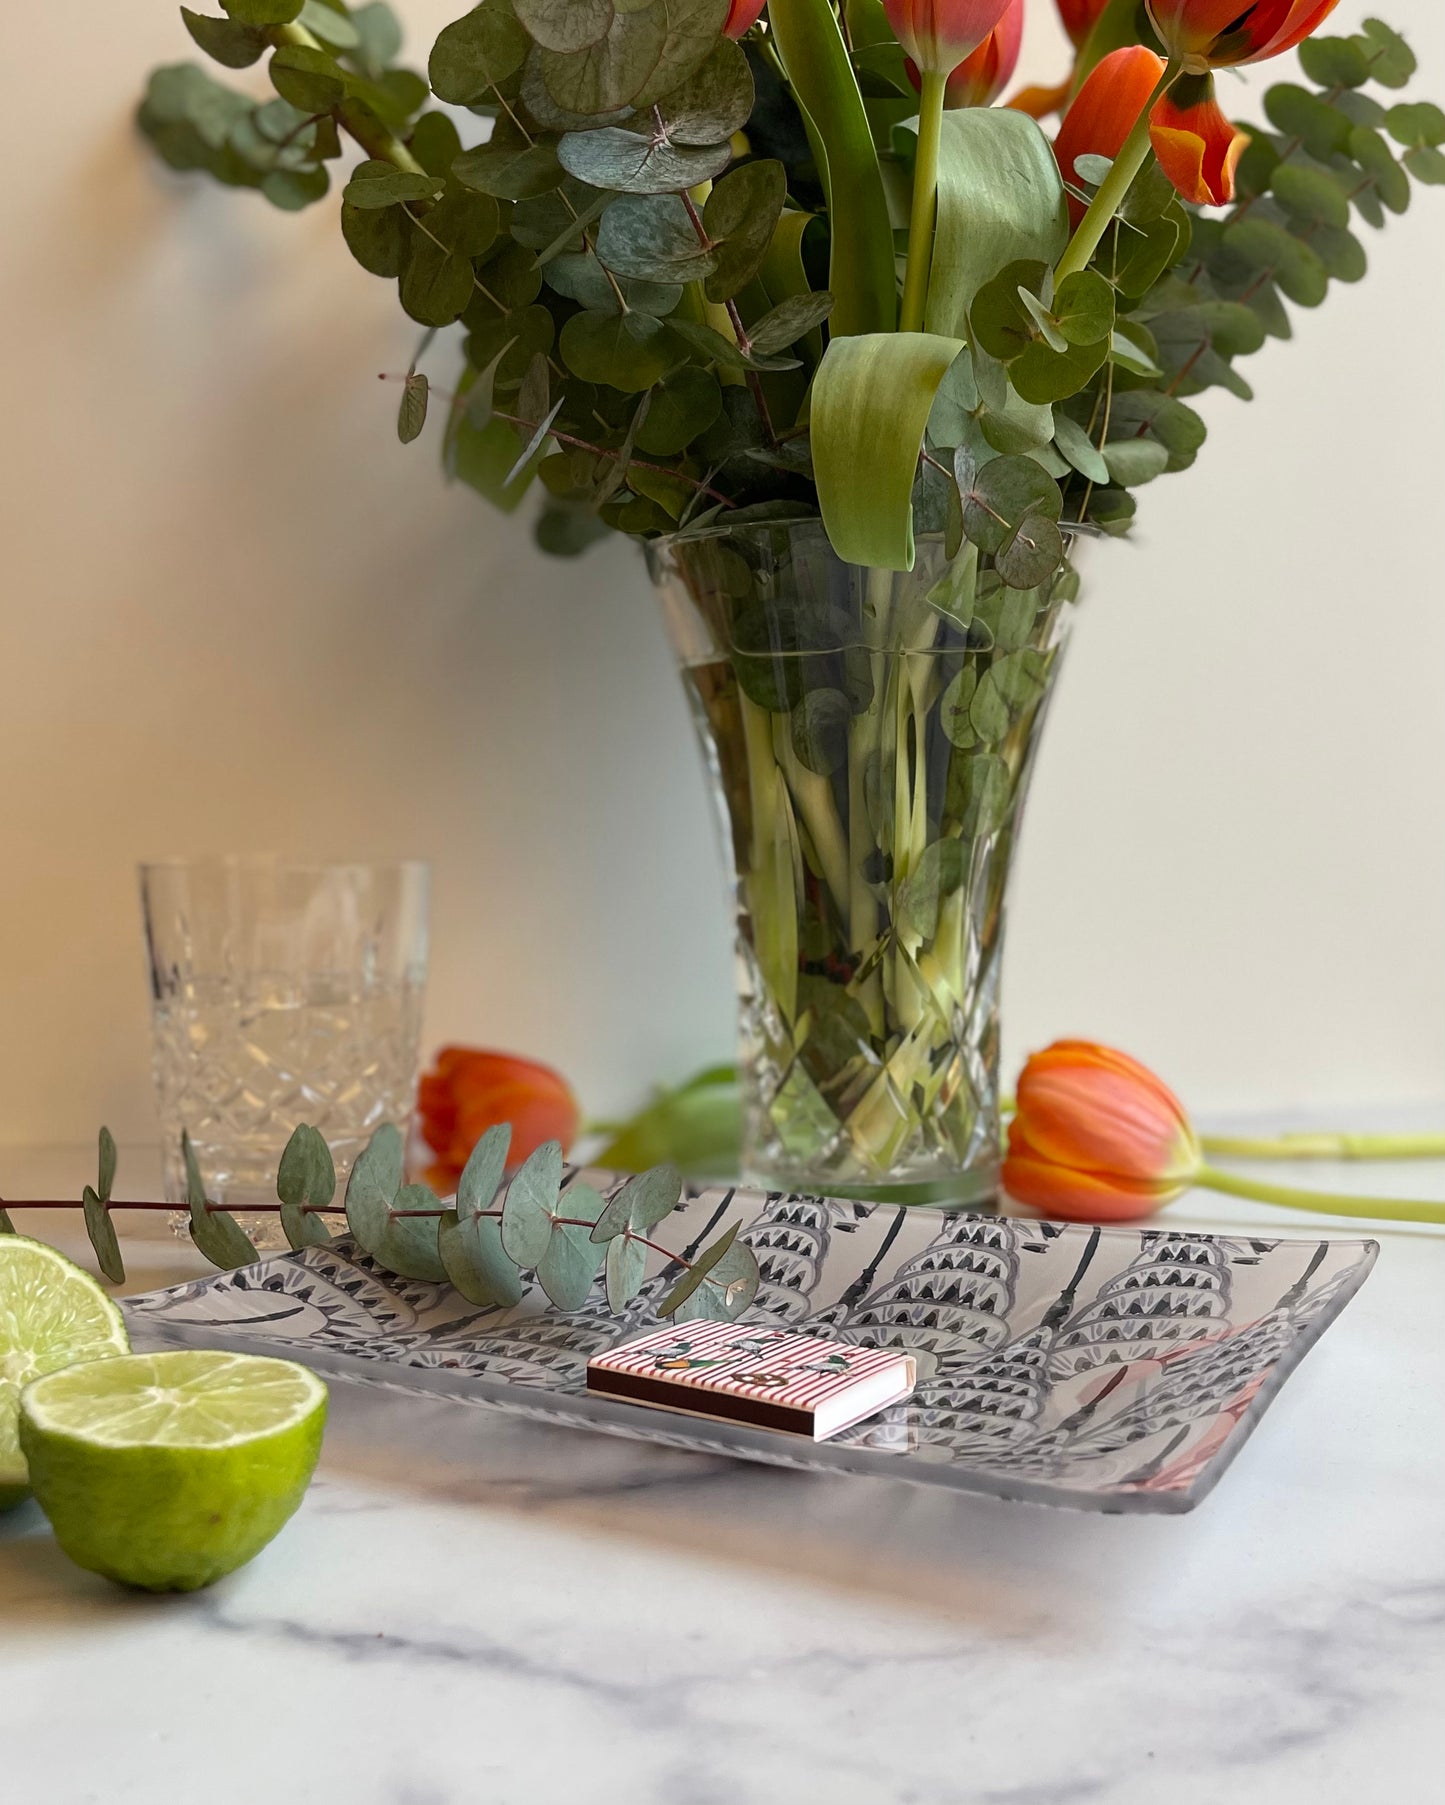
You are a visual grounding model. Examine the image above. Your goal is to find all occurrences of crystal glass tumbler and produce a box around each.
[140,856,429,1247]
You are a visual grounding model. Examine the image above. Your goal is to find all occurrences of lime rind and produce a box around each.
[1,1235,129,1497]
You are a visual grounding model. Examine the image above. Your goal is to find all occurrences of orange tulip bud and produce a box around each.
[1052,44,1167,224]
[884,0,1015,77]
[906,0,1024,107]
[1150,71,1249,204]
[417,1047,581,1192]
[1002,1040,1202,1223]
[723,0,767,36]
[1145,0,1340,69]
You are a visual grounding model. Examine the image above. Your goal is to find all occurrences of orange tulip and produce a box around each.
[906,0,1024,107]
[1150,71,1249,204]
[1145,0,1340,69]
[417,1047,580,1192]
[723,0,767,36]
[1057,0,1109,47]
[1052,44,1168,223]
[1002,1040,1202,1223]
[884,0,1015,76]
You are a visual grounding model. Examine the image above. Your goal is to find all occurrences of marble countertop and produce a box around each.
[4,1131,1443,1805]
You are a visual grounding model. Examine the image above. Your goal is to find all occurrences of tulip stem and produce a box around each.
[1199,1130,1445,1163]
[1054,59,1180,285]
[1195,1164,1445,1227]
[899,68,947,335]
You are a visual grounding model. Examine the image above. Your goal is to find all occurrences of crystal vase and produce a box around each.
[649,517,1077,1205]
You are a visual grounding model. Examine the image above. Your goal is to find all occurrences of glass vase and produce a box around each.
[649,517,1077,1205]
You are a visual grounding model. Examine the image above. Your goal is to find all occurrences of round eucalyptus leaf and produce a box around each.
[1264,84,1352,160]
[633,364,721,453]
[1385,102,1445,150]
[1222,217,1329,307]
[960,455,1060,555]
[475,238,545,310]
[657,1220,739,1316]
[399,236,476,326]
[277,1124,337,1250]
[949,749,1011,836]
[429,2,530,104]
[438,1207,524,1307]
[366,1182,449,1282]
[515,0,614,53]
[590,1163,685,1242]
[543,251,682,316]
[298,0,360,48]
[656,36,753,145]
[189,1204,260,1270]
[940,666,978,748]
[344,1122,404,1247]
[1347,124,1411,215]
[457,1121,512,1218]
[427,183,501,256]
[261,164,331,210]
[560,309,686,390]
[702,158,786,302]
[1270,161,1350,228]
[538,5,667,115]
[454,130,565,200]
[396,371,429,444]
[81,1186,125,1287]
[632,0,731,110]
[1404,143,1445,184]
[97,1126,117,1207]
[1011,333,1109,405]
[790,688,850,776]
[670,1236,759,1323]
[343,166,444,208]
[745,291,834,356]
[1355,18,1416,90]
[596,192,717,282]
[183,8,269,68]
[268,44,346,113]
[536,1182,607,1310]
[1052,411,1109,484]
[219,0,303,23]
[996,517,1064,590]
[1297,35,1370,89]
[407,110,463,177]
[557,126,731,195]
[500,1139,563,1266]
[1101,438,1170,488]
[1052,269,1114,347]
[343,195,409,276]
[604,1230,647,1311]
[898,838,967,941]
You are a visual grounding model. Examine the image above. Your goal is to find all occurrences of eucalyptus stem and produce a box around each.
[1195,1164,1445,1226]
[270,20,427,175]
[1054,60,1180,285]
[899,68,947,335]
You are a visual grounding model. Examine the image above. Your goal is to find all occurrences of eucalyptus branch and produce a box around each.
[269,20,427,175]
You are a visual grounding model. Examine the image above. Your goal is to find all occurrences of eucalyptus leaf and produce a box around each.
[453,131,565,200]
[399,235,475,326]
[344,1124,445,1280]
[670,1232,759,1322]
[604,1230,647,1310]
[298,0,360,48]
[500,1139,564,1266]
[657,36,753,145]
[536,1181,608,1310]
[596,192,717,282]
[537,5,667,116]
[397,372,429,443]
[515,0,615,54]
[277,1123,337,1250]
[745,291,834,356]
[960,455,1060,555]
[457,1121,513,1218]
[343,166,444,208]
[429,1,530,105]
[1052,411,1109,484]
[632,0,732,110]
[591,1163,685,1242]
[561,309,685,390]
[82,1186,125,1286]
[182,8,269,69]
[184,1131,258,1269]
[268,44,347,113]
[633,365,722,453]
[342,191,409,275]
[220,0,303,23]
[702,159,786,303]
[557,126,730,195]
[897,839,967,940]
[657,1220,740,1316]
[545,251,681,316]
[97,1126,117,1207]
[438,1206,525,1306]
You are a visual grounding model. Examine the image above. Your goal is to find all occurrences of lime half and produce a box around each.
[19,1349,327,1591]
[1,1236,130,1511]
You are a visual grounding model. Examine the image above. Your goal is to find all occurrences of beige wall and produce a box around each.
[2,1,1442,1148]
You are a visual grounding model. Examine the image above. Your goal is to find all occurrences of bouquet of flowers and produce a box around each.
[140,2,1442,1198]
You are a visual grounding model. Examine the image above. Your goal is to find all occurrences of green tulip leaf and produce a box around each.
[925,108,1068,341]
[811,331,966,571]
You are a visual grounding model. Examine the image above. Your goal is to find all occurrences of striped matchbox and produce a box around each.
[586,1321,916,1441]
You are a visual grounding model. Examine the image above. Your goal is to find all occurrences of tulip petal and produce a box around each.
[884,0,1016,76]
[1150,73,1249,205]
[1012,1043,1200,1181]
[1052,45,1168,225]
[1001,1151,1180,1222]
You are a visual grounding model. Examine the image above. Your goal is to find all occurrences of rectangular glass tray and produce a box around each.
[125,1173,1378,1514]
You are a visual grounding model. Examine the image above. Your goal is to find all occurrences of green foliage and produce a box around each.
[137,1,1440,567]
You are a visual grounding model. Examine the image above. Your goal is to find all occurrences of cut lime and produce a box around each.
[1,1236,130,1511]
[19,1349,327,1591]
